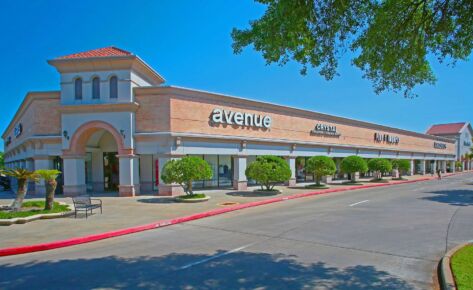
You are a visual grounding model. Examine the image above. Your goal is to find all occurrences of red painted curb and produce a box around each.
[0,172,462,257]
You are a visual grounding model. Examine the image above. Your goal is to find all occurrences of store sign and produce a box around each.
[14,123,23,138]
[434,142,447,149]
[374,132,400,144]
[310,123,340,137]
[211,108,271,128]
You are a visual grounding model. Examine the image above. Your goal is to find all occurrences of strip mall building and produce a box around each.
[2,47,467,197]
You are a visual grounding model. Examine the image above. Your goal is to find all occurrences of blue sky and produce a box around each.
[0,0,471,149]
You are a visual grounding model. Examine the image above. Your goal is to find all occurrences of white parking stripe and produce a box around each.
[349,200,370,207]
[179,243,255,270]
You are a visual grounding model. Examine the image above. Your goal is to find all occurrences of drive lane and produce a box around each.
[1,174,472,289]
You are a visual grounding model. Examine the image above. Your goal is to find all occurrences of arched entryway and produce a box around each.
[62,121,139,197]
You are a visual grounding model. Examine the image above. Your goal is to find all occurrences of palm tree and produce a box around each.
[35,169,61,210]
[0,168,39,211]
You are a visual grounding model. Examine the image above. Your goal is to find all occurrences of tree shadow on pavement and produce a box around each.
[421,189,473,206]
[0,251,415,290]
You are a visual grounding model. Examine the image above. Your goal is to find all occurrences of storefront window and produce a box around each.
[85,153,93,192]
[204,155,218,187]
[296,157,305,182]
[218,155,232,187]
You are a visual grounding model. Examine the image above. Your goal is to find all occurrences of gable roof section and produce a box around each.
[426,122,467,135]
[57,46,132,59]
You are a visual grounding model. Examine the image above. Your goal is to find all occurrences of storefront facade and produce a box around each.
[2,47,457,196]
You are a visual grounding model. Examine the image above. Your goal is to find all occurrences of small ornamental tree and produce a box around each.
[305,156,336,186]
[0,168,39,211]
[340,156,368,181]
[35,169,61,210]
[368,158,393,180]
[391,159,411,178]
[245,155,291,191]
[161,156,212,195]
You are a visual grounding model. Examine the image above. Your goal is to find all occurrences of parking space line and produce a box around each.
[349,200,369,207]
[179,243,255,270]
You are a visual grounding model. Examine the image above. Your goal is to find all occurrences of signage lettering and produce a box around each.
[374,132,400,144]
[434,142,447,149]
[311,123,340,137]
[211,108,271,128]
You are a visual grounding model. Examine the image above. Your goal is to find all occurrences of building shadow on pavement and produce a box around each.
[0,251,415,290]
[422,189,473,206]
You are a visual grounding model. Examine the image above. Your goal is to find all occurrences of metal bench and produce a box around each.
[71,195,103,219]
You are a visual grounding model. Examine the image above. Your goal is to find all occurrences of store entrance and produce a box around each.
[103,152,119,191]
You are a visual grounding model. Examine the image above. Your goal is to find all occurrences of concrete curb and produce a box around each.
[440,242,472,290]
[0,172,464,257]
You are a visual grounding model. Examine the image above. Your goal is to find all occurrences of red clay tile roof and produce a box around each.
[426,122,466,135]
[57,46,132,59]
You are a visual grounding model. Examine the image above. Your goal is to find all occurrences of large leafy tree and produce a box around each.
[305,156,336,186]
[391,159,411,178]
[161,156,213,195]
[340,155,368,181]
[246,155,291,191]
[232,0,473,97]
[368,158,393,179]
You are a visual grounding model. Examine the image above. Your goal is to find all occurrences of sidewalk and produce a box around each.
[0,174,443,249]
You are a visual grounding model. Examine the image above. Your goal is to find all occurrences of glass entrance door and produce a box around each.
[103,152,119,191]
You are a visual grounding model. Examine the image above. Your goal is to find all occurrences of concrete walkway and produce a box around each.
[0,175,444,249]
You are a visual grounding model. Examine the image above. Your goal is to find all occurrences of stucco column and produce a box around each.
[33,156,53,195]
[117,154,140,197]
[409,160,415,176]
[157,155,184,196]
[450,161,456,173]
[284,156,296,187]
[63,155,86,197]
[432,160,437,174]
[233,155,247,191]
[442,161,447,173]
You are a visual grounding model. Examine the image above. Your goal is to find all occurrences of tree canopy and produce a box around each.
[368,158,393,179]
[161,156,213,195]
[340,156,368,174]
[245,155,291,190]
[305,156,336,185]
[232,0,473,98]
[0,152,4,169]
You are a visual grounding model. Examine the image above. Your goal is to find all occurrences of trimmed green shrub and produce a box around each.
[246,156,291,191]
[305,156,336,186]
[161,156,212,195]
[368,158,393,179]
[340,156,368,181]
[391,159,411,178]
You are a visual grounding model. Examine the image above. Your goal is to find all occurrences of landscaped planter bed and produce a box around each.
[175,194,210,203]
[0,201,72,226]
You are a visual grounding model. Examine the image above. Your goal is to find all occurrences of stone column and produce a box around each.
[233,155,247,191]
[33,156,53,195]
[63,155,86,196]
[117,154,140,197]
[157,155,184,196]
[409,160,415,176]
[284,156,296,187]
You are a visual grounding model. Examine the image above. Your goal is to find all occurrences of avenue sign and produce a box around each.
[211,108,272,128]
